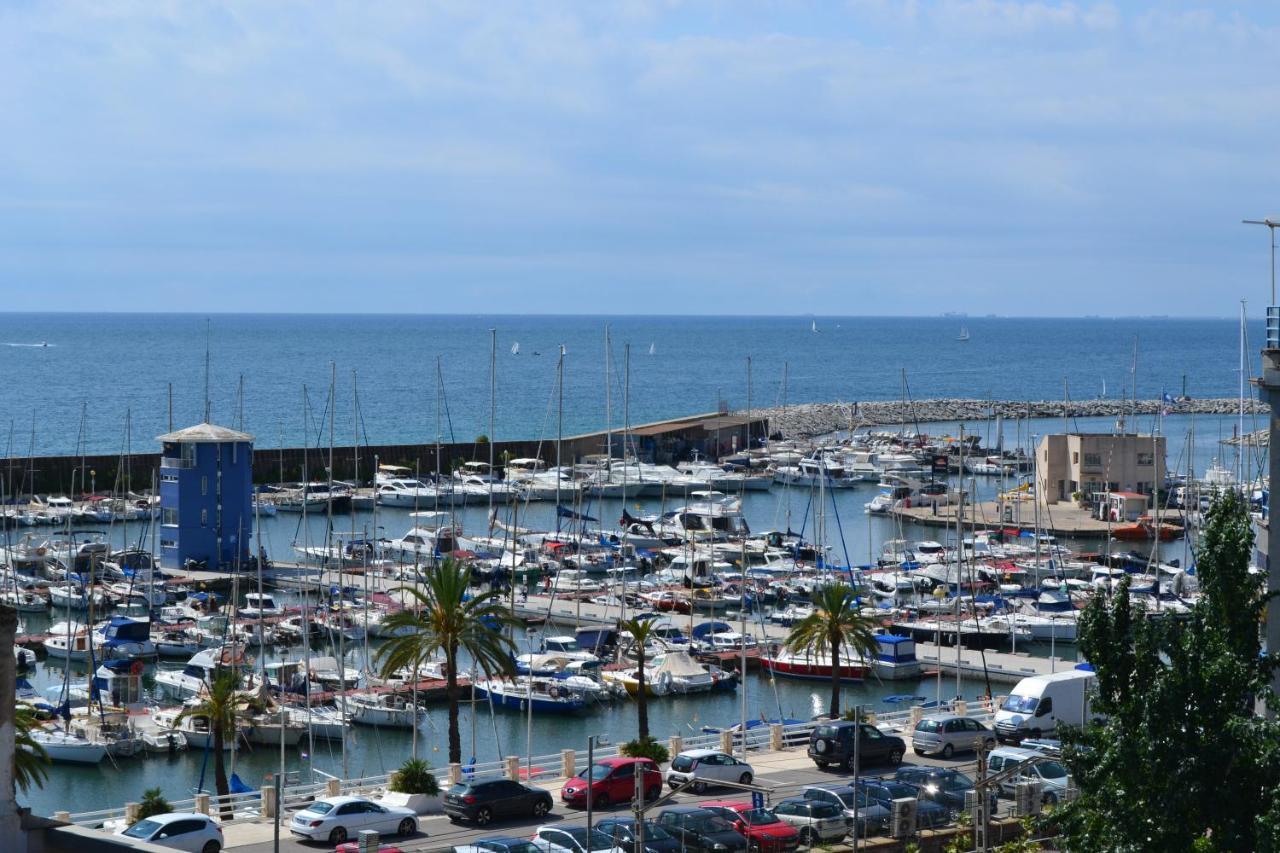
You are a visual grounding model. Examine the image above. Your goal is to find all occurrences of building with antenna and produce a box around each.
[157,422,254,572]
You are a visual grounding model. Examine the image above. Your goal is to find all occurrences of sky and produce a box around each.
[2,1,1279,317]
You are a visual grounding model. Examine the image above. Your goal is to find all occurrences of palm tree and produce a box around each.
[377,558,519,765]
[13,707,49,794]
[783,582,879,718]
[177,670,242,814]
[619,618,658,741]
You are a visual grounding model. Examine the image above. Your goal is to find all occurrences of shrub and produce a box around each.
[137,787,172,821]
[388,758,440,795]
[620,737,669,765]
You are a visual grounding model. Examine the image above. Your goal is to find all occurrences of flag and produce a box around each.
[1161,390,1173,417]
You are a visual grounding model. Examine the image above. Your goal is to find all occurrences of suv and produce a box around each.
[443,779,554,825]
[807,721,905,770]
[911,714,996,758]
[562,757,662,809]
[655,806,749,852]
[800,784,891,837]
[859,780,952,829]
[894,766,997,813]
[700,801,800,852]
[769,798,850,846]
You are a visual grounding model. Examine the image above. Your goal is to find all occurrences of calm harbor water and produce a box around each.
[0,313,1265,456]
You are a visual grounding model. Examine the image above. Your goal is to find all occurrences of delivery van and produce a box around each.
[994,669,1096,743]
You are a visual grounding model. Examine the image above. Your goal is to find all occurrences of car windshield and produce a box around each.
[642,822,673,840]
[915,719,942,733]
[687,814,735,832]
[486,843,539,853]
[1001,695,1039,713]
[739,808,779,826]
[942,772,974,791]
[1037,760,1068,780]
[587,764,613,780]
[122,820,161,839]
[305,802,335,815]
[560,827,619,852]
[878,783,916,799]
[814,725,839,738]
[671,755,695,772]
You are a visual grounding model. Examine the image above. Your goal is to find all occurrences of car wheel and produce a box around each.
[693,780,708,794]
[201,842,221,853]
[913,747,924,755]
[739,772,753,785]
[984,738,996,750]
[941,743,954,759]
[594,793,610,809]
[1029,729,1042,740]
[329,827,348,844]
[1044,792,1059,806]
[888,748,903,765]
[800,828,818,847]
[475,806,493,826]
[398,818,416,837]
[646,787,660,801]
[533,799,550,817]
[814,760,829,769]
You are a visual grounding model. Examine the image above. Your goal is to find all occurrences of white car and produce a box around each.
[663,749,755,793]
[117,812,223,853]
[289,795,418,844]
[530,824,627,853]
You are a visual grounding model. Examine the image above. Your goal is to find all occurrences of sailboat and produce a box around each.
[957,326,970,342]
[648,342,655,356]
[810,320,819,333]
[511,342,520,355]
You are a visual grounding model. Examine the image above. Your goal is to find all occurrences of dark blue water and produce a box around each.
[0,313,1262,456]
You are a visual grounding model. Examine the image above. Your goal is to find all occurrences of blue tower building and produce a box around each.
[157,422,254,572]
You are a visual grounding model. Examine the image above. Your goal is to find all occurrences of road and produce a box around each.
[233,749,1008,853]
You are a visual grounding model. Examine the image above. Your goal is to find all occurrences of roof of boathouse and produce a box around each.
[156,422,255,444]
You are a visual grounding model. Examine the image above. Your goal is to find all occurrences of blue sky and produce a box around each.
[2,1,1278,316]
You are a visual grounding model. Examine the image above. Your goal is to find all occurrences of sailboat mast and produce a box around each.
[605,325,613,465]
[621,342,630,624]
[1239,300,1247,481]
[556,346,564,532]
[489,329,497,524]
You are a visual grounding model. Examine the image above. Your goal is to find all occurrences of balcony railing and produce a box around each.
[160,456,193,469]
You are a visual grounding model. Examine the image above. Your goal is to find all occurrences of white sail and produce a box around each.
[511,342,520,355]
[648,342,655,356]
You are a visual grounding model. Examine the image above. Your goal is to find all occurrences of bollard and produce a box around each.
[505,755,521,781]
[124,802,140,825]
[195,793,211,815]
[909,705,924,729]
[358,829,380,853]
[669,735,683,757]
[562,749,576,780]
[769,724,784,752]
[448,762,462,785]
[955,699,968,717]
[326,779,341,798]
[53,811,71,824]
[262,784,278,819]
[719,731,734,754]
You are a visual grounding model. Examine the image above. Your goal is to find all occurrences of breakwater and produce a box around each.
[759,397,1267,439]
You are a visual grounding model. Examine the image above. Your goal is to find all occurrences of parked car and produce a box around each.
[987,747,1071,804]
[117,813,223,853]
[911,714,996,758]
[338,846,403,853]
[769,798,850,846]
[655,806,750,852]
[288,796,417,844]
[807,721,905,770]
[664,749,755,793]
[530,824,627,853]
[893,766,997,813]
[859,780,952,829]
[450,838,543,853]
[562,756,662,808]
[594,816,682,853]
[799,784,891,837]
[444,779,554,825]
[700,800,801,852]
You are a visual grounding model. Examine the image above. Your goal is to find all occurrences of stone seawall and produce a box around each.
[757,398,1268,439]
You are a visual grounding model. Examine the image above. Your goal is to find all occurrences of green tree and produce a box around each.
[619,617,658,741]
[177,670,243,814]
[1057,490,1280,851]
[137,787,173,820]
[13,707,49,794]
[376,558,519,764]
[783,582,879,718]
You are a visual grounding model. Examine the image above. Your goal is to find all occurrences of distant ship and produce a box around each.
[957,327,970,342]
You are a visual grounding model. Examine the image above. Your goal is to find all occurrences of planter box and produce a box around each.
[380,791,443,815]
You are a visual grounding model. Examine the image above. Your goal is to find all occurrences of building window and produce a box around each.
[161,508,179,526]
[1083,453,1102,467]
[1137,452,1153,466]
[1072,452,1079,464]
[161,473,178,483]
[232,443,237,464]
[201,476,208,496]
[160,539,176,549]
[201,509,208,526]
[181,443,196,466]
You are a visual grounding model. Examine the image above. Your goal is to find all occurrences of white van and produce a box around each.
[994,669,1096,743]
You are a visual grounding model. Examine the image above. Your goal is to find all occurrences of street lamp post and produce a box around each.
[1243,218,1280,304]
[586,733,609,836]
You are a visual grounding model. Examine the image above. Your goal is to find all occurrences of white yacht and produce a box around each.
[154,645,250,699]
[344,692,424,729]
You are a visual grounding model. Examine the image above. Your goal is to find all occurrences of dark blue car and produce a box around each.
[451,837,543,853]
[595,817,682,853]
[860,780,953,829]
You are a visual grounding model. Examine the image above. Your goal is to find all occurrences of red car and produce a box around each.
[701,801,801,852]
[561,757,662,808]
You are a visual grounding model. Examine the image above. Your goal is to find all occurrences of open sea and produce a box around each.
[1,312,1269,817]
[0,313,1265,456]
